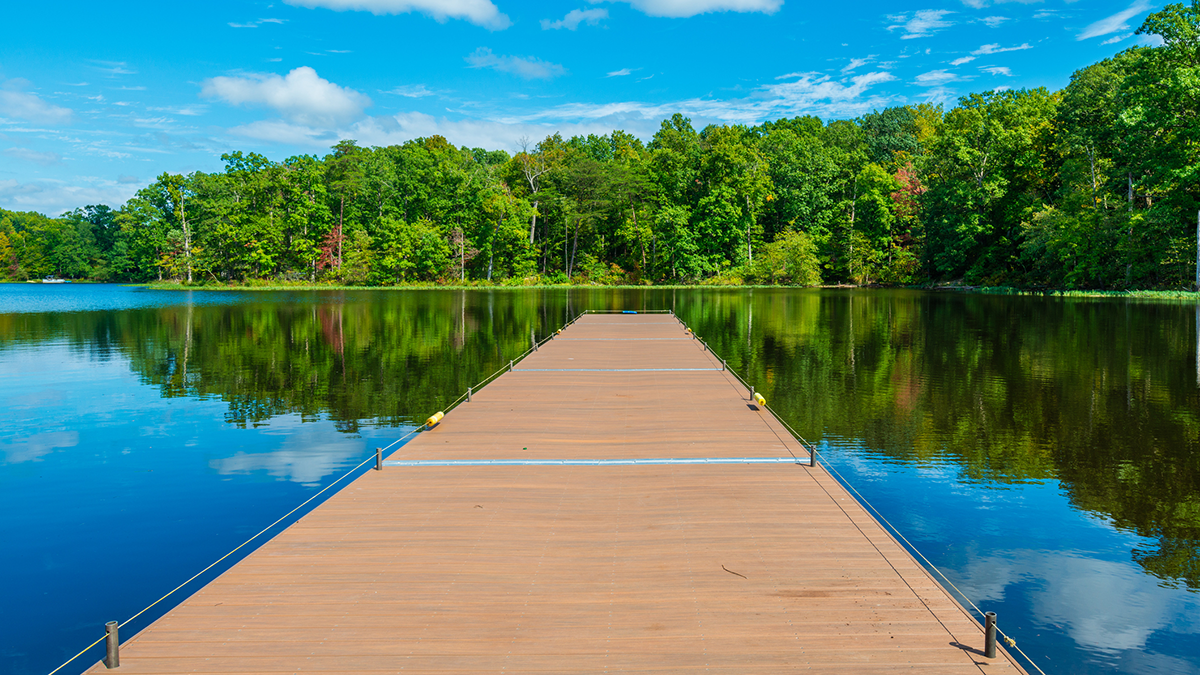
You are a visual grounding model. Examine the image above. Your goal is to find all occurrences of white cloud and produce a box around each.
[841,56,876,73]
[211,416,366,487]
[0,83,73,125]
[225,69,901,152]
[950,56,976,65]
[0,430,78,464]
[228,119,339,145]
[1078,0,1152,40]
[465,48,567,80]
[3,147,63,165]
[607,68,634,77]
[388,84,437,97]
[981,66,1013,75]
[1025,553,1200,653]
[201,66,371,127]
[920,86,958,104]
[229,17,287,27]
[89,60,137,76]
[962,0,1040,8]
[972,42,1032,54]
[592,0,782,17]
[511,70,899,125]
[542,8,608,29]
[915,69,960,84]
[887,10,954,39]
[283,0,511,29]
[0,177,139,216]
[147,105,207,116]
[1102,32,1134,44]
[981,15,1009,26]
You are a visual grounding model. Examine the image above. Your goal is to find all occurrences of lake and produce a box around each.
[3,284,1199,675]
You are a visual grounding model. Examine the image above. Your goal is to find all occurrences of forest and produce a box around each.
[4,3,1200,290]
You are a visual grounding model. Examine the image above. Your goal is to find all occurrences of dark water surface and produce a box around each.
[4,285,1199,675]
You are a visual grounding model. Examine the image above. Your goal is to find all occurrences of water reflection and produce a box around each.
[211,416,372,486]
[4,285,1200,674]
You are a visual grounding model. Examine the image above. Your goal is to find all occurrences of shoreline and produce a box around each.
[6,280,1198,299]
[139,281,1200,299]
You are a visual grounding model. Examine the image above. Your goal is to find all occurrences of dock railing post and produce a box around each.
[104,620,119,669]
[984,611,997,658]
[467,386,472,402]
[721,359,726,371]
[375,447,382,471]
[809,446,818,468]
[750,385,755,401]
[509,360,513,372]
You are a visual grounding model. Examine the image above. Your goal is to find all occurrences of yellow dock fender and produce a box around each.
[425,411,445,428]
[753,392,766,407]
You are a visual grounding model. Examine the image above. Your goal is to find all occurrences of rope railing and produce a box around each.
[673,313,1047,675]
[47,311,590,675]
[803,445,1049,675]
[46,424,423,675]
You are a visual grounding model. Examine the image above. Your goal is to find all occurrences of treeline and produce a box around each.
[4,3,1200,289]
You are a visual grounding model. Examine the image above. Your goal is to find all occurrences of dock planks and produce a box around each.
[86,312,1025,674]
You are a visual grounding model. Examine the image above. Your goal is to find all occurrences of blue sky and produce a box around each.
[0,0,1161,215]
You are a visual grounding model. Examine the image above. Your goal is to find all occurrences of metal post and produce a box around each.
[750,386,755,401]
[509,360,513,372]
[722,359,726,371]
[105,621,119,669]
[810,447,818,468]
[374,447,382,471]
[467,386,472,402]
[984,612,997,658]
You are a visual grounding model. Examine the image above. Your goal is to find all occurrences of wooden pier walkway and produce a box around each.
[86,312,1025,674]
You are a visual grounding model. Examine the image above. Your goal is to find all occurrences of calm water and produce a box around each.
[3,285,1199,675]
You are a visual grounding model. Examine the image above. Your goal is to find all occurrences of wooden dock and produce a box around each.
[86,312,1026,674]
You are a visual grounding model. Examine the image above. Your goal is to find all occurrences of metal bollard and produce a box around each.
[105,621,119,669]
[722,359,726,371]
[375,447,382,471]
[984,611,997,658]
[509,360,513,372]
[810,447,818,468]
[467,386,472,402]
[750,386,755,401]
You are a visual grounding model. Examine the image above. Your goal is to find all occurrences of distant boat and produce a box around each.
[41,277,69,284]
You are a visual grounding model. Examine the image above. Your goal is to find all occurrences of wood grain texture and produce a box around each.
[85,312,1025,674]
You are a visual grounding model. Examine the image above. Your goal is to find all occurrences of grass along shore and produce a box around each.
[127,279,1200,300]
